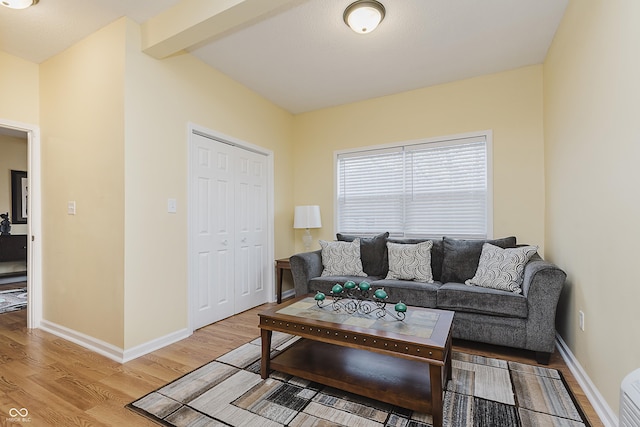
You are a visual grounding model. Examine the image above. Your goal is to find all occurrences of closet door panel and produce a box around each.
[191,134,235,328]
[234,149,268,312]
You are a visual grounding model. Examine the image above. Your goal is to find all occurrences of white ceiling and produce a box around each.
[0,0,568,114]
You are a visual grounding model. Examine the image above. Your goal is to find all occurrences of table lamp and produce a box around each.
[293,205,322,251]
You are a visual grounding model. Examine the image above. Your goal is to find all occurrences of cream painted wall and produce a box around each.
[544,0,640,415]
[40,21,126,346]
[37,17,295,350]
[0,51,39,124]
[0,52,37,266]
[122,19,295,348]
[0,135,28,236]
[292,66,545,254]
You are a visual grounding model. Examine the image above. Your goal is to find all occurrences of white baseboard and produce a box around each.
[40,319,191,363]
[122,328,192,363]
[556,333,619,427]
[281,289,295,301]
[40,320,124,362]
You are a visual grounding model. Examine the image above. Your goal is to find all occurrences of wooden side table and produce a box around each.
[275,257,291,304]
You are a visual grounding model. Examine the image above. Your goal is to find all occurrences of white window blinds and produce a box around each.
[337,147,405,234]
[337,134,489,239]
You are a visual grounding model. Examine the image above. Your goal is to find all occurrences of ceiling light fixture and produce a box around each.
[1,0,38,9]
[343,0,385,34]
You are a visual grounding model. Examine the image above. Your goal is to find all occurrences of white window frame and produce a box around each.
[334,130,493,239]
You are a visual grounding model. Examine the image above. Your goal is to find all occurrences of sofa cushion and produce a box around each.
[319,239,367,277]
[437,282,528,318]
[388,237,444,281]
[337,232,389,277]
[441,236,517,283]
[465,243,538,294]
[369,279,441,308]
[385,240,434,283]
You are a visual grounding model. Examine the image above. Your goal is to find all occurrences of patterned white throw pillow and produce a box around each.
[385,240,434,283]
[465,243,538,294]
[320,239,367,277]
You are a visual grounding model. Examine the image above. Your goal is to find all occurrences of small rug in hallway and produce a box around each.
[127,332,591,426]
[0,287,27,314]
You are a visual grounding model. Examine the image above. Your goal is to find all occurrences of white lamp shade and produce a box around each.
[293,205,322,229]
[1,0,38,9]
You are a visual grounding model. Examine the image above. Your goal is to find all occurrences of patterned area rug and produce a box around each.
[127,332,590,426]
[0,287,27,314]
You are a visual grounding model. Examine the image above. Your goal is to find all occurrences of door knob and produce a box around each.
[241,237,247,243]
[222,240,228,245]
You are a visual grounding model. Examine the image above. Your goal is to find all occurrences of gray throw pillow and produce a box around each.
[319,239,367,277]
[465,243,538,293]
[441,236,517,283]
[385,240,434,283]
[337,232,389,277]
[388,237,444,281]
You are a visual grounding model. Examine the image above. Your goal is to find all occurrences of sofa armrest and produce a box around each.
[521,256,567,353]
[290,250,323,297]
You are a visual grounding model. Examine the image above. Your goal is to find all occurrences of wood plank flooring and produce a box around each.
[0,303,604,426]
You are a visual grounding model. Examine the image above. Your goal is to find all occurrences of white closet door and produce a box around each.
[191,132,269,329]
[192,134,235,328]
[234,149,268,312]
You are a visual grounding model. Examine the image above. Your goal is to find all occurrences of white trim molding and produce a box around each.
[40,320,191,363]
[281,288,295,301]
[0,118,42,330]
[122,328,192,363]
[556,334,618,427]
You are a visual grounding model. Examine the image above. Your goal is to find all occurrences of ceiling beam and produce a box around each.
[141,0,303,59]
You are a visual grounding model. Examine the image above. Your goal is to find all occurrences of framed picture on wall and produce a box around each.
[11,170,27,224]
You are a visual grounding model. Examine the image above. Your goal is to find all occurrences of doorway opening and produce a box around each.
[0,119,42,328]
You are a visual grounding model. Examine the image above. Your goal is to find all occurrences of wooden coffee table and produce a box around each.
[259,295,454,427]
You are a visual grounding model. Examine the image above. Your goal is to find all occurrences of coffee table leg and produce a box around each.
[430,364,444,427]
[260,329,272,379]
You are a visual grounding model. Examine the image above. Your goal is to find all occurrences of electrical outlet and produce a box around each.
[579,310,585,331]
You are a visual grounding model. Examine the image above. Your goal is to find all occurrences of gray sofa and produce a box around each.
[290,234,566,364]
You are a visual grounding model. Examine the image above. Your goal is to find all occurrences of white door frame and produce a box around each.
[187,122,275,333]
[0,119,42,329]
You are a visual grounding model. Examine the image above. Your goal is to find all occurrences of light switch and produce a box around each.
[68,201,76,215]
[167,198,177,213]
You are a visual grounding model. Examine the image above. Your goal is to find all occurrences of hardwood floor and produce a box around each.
[0,304,603,426]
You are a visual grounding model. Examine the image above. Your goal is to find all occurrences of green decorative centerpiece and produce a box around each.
[315,280,406,321]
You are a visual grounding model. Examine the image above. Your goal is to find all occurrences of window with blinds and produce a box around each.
[336,133,490,239]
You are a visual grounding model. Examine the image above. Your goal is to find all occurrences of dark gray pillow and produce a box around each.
[440,236,517,283]
[388,237,444,282]
[337,232,389,277]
